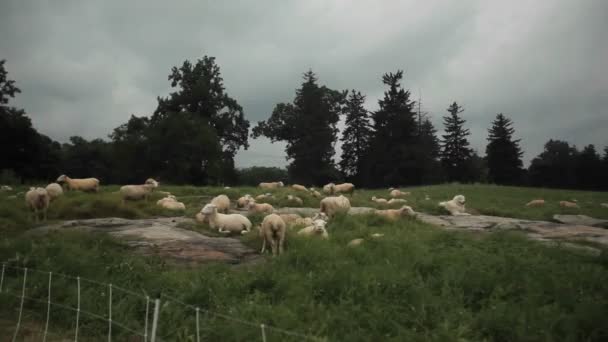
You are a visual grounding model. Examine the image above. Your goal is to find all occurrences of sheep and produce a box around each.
[210,194,231,214]
[334,183,355,195]
[525,199,545,207]
[259,214,287,256]
[559,201,579,209]
[236,194,253,208]
[1,185,13,191]
[291,184,308,192]
[371,233,384,238]
[348,238,364,247]
[25,187,50,222]
[374,205,416,221]
[297,219,329,239]
[311,189,322,198]
[424,195,431,201]
[195,212,207,224]
[259,181,284,189]
[56,174,100,192]
[389,189,409,197]
[371,196,388,205]
[45,183,63,201]
[322,183,335,194]
[120,179,159,203]
[601,203,608,209]
[201,204,252,234]
[279,213,304,226]
[255,193,273,201]
[224,186,231,189]
[246,198,274,214]
[438,195,470,216]
[156,195,185,211]
[388,198,407,205]
[320,195,351,218]
[287,195,303,206]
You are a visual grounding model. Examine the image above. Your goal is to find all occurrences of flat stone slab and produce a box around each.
[30,217,259,265]
[553,215,608,228]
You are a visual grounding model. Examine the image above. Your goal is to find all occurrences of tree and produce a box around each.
[252,70,345,185]
[528,140,578,188]
[236,167,288,186]
[575,144,602,190]
[440,102,474,182]
[413,118,442,184]
[339,90,372,183]
[109,115,151,183]
[485,113,523,184]
[366,71,418,187]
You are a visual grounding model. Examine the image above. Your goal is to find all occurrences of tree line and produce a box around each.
[1,57,607,190]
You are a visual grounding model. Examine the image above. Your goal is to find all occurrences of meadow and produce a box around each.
[1,184,607,341]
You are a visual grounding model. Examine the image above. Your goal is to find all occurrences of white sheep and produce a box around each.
[211,194,230,213]
[559,201,579,209]
[157,195,186,211]
[120,179,159,203]
[438,195,470,216]
[322,183,336,194]
[388,198,407,205]
[320,195,351,218]
[236,194,253,208]
[347,238,364,247]
[287,195,303,206]
[259,214,287,255]
[335,183,355,195]
[56,174,100,192]
[371,196,388,205]
[259,181,284,189]
[374,205,416,221]
[310,189,322,198]
[25,187,50,222]
[297,219,329,239]
[246,198,274,214]
[255,193,273,201]
[279,213,304,226]
[201,204,252,234]
[601,203,608,209]
[1,185,13,191]
[389,189,410,198]
[291,184,308,192]
[525,199,545,207]
[45,183,63,201]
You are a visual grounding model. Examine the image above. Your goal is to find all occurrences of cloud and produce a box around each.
[1,0,606,167]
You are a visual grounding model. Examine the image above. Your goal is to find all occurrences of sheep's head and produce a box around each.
[400,205,415,216]
[287,195,294,200]
[312,219,327,234]
[201,204,217,215]
[372,196,377,200]
[278,181,284,187]
[145,178,159,188]
[312,212,328,222]
[454,195,466,205]
[56,175,67,183]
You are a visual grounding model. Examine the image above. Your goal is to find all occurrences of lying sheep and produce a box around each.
[236,194,253,208]
[259,181,284,189]
[525,199,545,207]
[56,174,100,192]
[255,193,273,201]
[320,195,351,218]
[259,214,287,256]
[120,179,158,203]
[291,184,308,192]
[334,183,355,195]
[389,189,409,197]
[322,183,335,194]
[439,195,470,216]
[246,198,274,214]
[348,238,364,247]
[388,198,407,205]
[25,187,50,222]
[371,196,388,205]
[45,183,63,201]
[560,201,579,209]
[287,195,303,206]
[374,205,415,221]
[157,195,186,211]
[297,219,329,239]
[310,189,322,198]
[601,203,608,209]
[201,204,252,234]
[0,185,13,191]
[211,194,230,213]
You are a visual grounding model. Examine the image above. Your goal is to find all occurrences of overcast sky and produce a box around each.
[2,0,607,167]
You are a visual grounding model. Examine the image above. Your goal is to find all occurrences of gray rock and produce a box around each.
[553,215,608,228]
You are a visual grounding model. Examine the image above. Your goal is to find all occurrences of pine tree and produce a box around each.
[576,144,602,190]
[339,90,372,183]
[440,102,473,182]
[414,118,442,183]
[485,113,523,184]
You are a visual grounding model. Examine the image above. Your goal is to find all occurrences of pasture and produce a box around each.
[1,184,608,341]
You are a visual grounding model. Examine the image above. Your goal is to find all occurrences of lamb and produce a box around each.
[258,214,287,256]
[297,219,329,239]
[291,184,308,192]
[246,199,274,214]
[45,183,63,201]
[119,179,159,203]
[236,194,253,208]
[287,195,303,206]
[210,194,230,213]
[56,174,100,192]
[200,204,252,234]
[389,189,410,197]
[25,187,50,222]
[388,198,407,205]
[525,199,545,207]
[438,195,470,216]
[259,181,284,189]
[319,195,351,218]
[334,183,355,195]
[374,205,416,221]
[371,196,388,205]
[157,195,186,211]
[559,201,579,209]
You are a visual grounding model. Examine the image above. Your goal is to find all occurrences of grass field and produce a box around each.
[1,184,608,341]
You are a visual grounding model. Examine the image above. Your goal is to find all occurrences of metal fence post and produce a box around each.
[150,298,160,342]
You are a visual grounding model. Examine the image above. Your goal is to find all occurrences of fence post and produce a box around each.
[195,307,200,342]
[260,323,267,342]
[75,276,80,342]
[0,263,5,293]
[144,296,150,342]
[108,283,112,342]
[12,267,27,342]
[150,298,160,342]
[42,272,52,342]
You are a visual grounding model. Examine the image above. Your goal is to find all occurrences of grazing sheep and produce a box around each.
[201,204,252,234]
[157,195,186,211]
[374,205,415,221]
[525,199,545,207]
[287,195,303,206]
[388,198,407,205]
[322,183,336,194]
[120,179,158,203]
[211,194,230,214]
[601,203,608,209]
[259,181,284,189]
[1,185,13,191]
[348,238,364,247]
[334,183,355,195]
[25,187,50,222]
[389,189,410,198]
[291,184,308,192]
[438,195,470,216]
[236,194,253,208]
[560,201,579,209]
[255,193,273,201]
[371,196,388,205]
[45,183,63,201]
[297,219,329,239]
[259,214,287,255]
[246,199,274,214]
[56,174,100,192]
[320,195,351,218]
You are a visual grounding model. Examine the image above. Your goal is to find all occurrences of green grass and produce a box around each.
[1,184,608,340]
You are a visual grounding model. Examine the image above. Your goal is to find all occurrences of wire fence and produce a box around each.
[0,262,322,341]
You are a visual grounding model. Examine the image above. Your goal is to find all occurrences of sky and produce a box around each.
[1,0,607,168]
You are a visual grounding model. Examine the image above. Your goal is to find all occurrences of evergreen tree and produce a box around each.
[411,117,442,184]
[339,90,372,183]
[367,71,418,187]
[575,144,602,190]
[485,113,524,184]
[528,140,578,188]
[252,70,345,185]
[440,102,473,182]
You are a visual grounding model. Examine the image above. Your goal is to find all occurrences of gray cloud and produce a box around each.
[1,0,606,167]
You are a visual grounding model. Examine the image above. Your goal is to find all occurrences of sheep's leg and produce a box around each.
[278,231,285,255]
[269,239,277,256]
[260,238,266,254]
